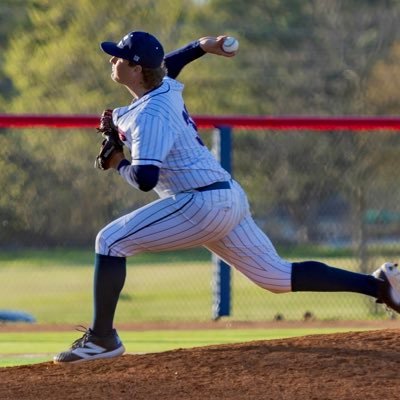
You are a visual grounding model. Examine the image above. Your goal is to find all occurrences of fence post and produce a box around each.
[211,126,232,319]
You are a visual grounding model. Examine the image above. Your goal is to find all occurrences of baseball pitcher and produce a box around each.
[54,31,400,364]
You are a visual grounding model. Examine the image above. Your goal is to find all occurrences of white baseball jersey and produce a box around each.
[96,77,293,294]
[113,77,230,198]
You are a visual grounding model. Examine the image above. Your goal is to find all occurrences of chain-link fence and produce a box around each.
[1,121,400,324]
[3,0,400,324]
[230,126,400,322]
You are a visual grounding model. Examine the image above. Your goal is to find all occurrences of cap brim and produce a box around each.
[100,42,126,58]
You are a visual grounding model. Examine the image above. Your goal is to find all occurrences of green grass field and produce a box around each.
[0,327,372,367]
[0,248,390,323]
[0,248,393,367]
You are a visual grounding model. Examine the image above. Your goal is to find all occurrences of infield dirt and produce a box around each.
[1,328,400,399]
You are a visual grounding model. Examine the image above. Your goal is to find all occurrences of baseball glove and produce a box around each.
[94,109,124,170]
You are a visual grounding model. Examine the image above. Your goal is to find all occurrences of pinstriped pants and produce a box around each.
[96,180,293,293]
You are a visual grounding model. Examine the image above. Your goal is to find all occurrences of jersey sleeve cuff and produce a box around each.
[131,159,163,167]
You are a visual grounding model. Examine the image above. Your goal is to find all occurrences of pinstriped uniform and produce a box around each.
[113,78,229,197]
[96,77,293,293]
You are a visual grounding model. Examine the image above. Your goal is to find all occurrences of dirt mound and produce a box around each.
[1,329,400,400]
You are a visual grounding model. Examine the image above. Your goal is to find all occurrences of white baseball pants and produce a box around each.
[96,180,292,293]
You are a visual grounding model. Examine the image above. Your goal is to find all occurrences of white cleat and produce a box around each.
[53,327,125,364]
[373,262,400,313]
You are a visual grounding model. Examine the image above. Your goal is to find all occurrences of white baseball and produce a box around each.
[222,37,239,53]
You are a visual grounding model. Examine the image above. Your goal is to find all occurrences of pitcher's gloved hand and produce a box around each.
[94,109,124,170]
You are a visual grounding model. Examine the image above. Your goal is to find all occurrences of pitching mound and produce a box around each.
[1,329,399,400]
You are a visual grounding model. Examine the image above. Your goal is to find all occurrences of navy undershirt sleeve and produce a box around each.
[118,160,160,192]
[165,40,206,79]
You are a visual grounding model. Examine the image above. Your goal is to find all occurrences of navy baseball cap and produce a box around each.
[100,31,164,68]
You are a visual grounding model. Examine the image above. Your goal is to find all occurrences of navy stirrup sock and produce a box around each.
[291,261,379,298]
[92,253,126,337]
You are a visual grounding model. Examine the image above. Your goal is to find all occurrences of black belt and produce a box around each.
[194,181,231,192]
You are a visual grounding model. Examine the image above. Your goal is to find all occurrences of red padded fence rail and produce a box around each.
[1,114,400,130]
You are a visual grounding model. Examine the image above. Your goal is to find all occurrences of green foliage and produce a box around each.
[0,1,30,106]
[2,0,400,247]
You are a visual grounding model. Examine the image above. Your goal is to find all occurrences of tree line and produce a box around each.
[1,0,400,256]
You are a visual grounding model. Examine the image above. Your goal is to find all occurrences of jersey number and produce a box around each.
[182,105,205,146]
